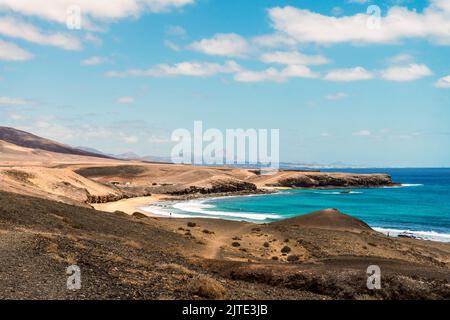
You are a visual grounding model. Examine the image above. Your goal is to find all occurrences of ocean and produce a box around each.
[142,168,450,242]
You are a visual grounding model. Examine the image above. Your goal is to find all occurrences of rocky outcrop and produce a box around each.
[86,193,125,204]
[169,180,257,196]
[272,173,396,188]
[85,191,152,204]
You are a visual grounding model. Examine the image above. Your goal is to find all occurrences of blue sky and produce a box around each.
[0,0,449,167]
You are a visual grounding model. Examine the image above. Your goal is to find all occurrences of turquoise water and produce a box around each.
[143,168,450,242]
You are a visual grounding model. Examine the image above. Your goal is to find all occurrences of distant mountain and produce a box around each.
[77,146,172,163]
[140,155,173,163]
[115,152,172,163]
[114,152,142,160]
[75,146,108,156]
[0,127,112,159]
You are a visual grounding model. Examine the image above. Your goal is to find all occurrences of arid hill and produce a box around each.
[3,127,446,300]
[0,126,111,159]
[0,191,449,299]
[272,208,372,232]
[0,128,397,208]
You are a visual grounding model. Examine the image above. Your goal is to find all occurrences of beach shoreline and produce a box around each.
[92,195,165,217]
[96,186,450,244]
[92,183,402,219]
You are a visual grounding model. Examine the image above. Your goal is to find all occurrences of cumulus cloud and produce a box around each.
[0,0,194,55]
[234,65,319,83]
[435,75,450,88]
[379,63,432,81]
[267,1,450,45]
[260,51,330,65]
[19,120,116,143]
[0,16,81,50]
[0,39,33,61]
[188,33,250,57]
[251,33,297,48]
[386,53,415,64]
[80,56,108,65]
[324,67,374,81]
[105,60,241,78]
[0,0,195,25]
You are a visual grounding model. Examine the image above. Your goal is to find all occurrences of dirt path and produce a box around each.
[200,224,252,260]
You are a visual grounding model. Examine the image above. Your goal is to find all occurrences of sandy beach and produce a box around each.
[92,195,166,217]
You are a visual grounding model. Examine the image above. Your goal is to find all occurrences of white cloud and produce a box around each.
[0,16,81,50]
[267,1,450,45]
[105,60,241,78]
[0,39,33,61]
[379,63,432,81]
[0,0,195,25]
[117,96,135,104]
[251,33,297,48]
[81,56,108,65]
[0,96,35,106]
[234,68,282,83]
[326,92,348,100]
[188,33,250,57]
[260,51,330,65]
[353,130,371,136]
[386,53,415,64]
[22,121,115,142]
[435,75,450,88]
[234,65,319,83]
[324,67,374,81]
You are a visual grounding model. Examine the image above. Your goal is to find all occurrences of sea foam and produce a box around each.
[374,227,450,243]
[142,199,281,222]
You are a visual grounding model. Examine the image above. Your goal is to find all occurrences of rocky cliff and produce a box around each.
[271,173,396,188]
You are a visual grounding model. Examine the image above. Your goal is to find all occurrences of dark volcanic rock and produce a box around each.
[273,173,395,188]
[169,180,257,196]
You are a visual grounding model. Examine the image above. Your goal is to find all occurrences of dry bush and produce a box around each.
[189,274,226,299]
[4,170,34,183]
[162,263,195,276]
[124,240,143,249]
